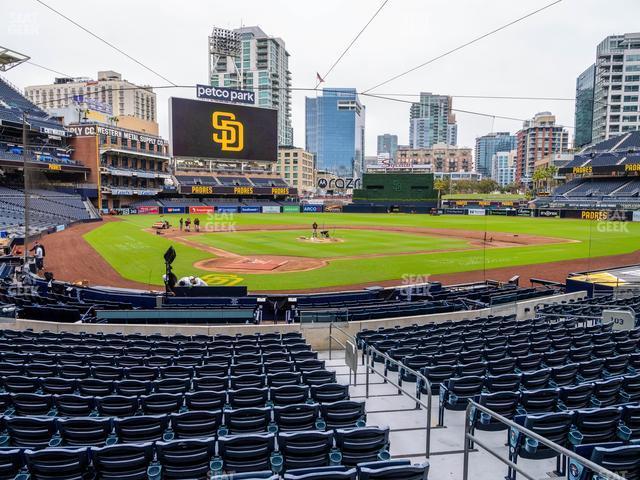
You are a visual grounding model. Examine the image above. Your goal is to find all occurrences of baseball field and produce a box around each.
[42,213,640,292]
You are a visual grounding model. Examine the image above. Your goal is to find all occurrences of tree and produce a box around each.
[434,178,451,194]
[477,178,500,194]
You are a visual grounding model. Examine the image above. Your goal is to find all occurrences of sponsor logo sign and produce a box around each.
[240,206,261,213]
[137,206,159,214]
[580,210,609,221]
[216,206,238,213]
[262,206,281,213]
[196,84,255,105]
[539,209,560,218]
[282,205,300,213]
[302,204,323,213]
[189,206,214,214]
[163,206,186,214]
[467,208,486,216]
[48,163,62,171]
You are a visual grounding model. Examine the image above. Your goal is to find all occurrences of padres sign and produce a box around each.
[170,97,277,162]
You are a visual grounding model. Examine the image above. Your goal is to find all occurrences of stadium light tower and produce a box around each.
[0,46,30,71]
[208,27,242,88]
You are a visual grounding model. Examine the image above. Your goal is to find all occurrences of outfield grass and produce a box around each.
[83,213,640,291]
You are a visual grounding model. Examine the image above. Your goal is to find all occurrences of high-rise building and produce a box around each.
[574,64,596,148]
[592,32,640,144]
[24,71,158,132]
[305,88,366,178]
[409,93,457,148]
[474,132,516,178]
[515,112,569,185]
[491,150,517,187]
[377,134,398,159]
[575,32,640,146]
[208,26,293,146]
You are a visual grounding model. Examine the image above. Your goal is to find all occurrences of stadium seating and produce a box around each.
[0,328,425,479]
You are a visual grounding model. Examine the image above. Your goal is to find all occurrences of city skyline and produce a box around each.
[3,0,640,158]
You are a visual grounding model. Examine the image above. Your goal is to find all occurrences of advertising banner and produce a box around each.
[216,206,238,213]
[302,204,324,213]
[467,208,486,216]
[517,208,533,217]
[538,209,560,218]
[282,205,300,213]
[163,206,186,214]
[137,206,160,214]
[633,211,640,222]
[488,209,509,216]
[241,206,261,213]
[170,97,277,162]
[262,206,281,213]
[189,206,214,214]
[444,208,465,215]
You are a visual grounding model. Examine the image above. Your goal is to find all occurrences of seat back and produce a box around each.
[156,437,216,479]
[91,442,155,480]
[320,401,366,430]
[114,415,168,443]
[25,447,90,480]
[218,432,275,473]
[57,417,112,446]
[334,426,390,467]
[278,430,334,470]
[273,403,320,432]
[170,410,223,439]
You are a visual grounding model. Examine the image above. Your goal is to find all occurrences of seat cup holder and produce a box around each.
[377,449,391,461]
[569,430,583,446]
[270,453,283,473]
[210,458,223,475]
[329,449,342,466]
[315,419,326,430]
[147,464,161,480]
[617,424,631,441]
[524,437,539,454]
[356,419,366,428]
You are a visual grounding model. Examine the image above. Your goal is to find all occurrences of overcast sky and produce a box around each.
[3,0,640,155]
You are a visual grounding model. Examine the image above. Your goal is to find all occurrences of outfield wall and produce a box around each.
[6,291,587,350]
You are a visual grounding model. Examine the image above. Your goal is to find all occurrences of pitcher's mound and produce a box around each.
[297,236,344,244]
[194,255,326,273]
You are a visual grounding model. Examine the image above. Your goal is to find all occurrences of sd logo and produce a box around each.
[212,111,244,152]
[200,273,245,286]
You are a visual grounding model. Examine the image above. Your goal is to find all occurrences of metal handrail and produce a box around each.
[463,400,626,480]
[328,321,357,359]
[364,343,432,459]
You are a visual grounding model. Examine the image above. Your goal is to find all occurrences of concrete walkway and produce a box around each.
[320,350,567,480]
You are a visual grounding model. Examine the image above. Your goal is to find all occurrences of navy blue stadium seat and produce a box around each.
[217,432,276,473]
[334,426,390,467]
[358,459,430,480]
[278,430,334,470]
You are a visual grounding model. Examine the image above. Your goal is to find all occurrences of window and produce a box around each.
[626,54,640,62]
[625,75,640,82]
[624,95,639,102]
[626,65,640,72]
[623,105,638,112]
[625,85,639,92]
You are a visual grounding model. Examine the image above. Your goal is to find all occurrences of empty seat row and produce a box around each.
[440,372,640,425]
[0,403,367,448]
[0,428,412,479]
[0,357,326,378]
[0,343,313,359]
[0,370,338,396]
[0,383,350,417]
[507,407,640,479]
[413,354,639,395]
[570,442,640,480]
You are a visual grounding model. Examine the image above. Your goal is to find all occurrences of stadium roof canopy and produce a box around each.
[0,46,30,72]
